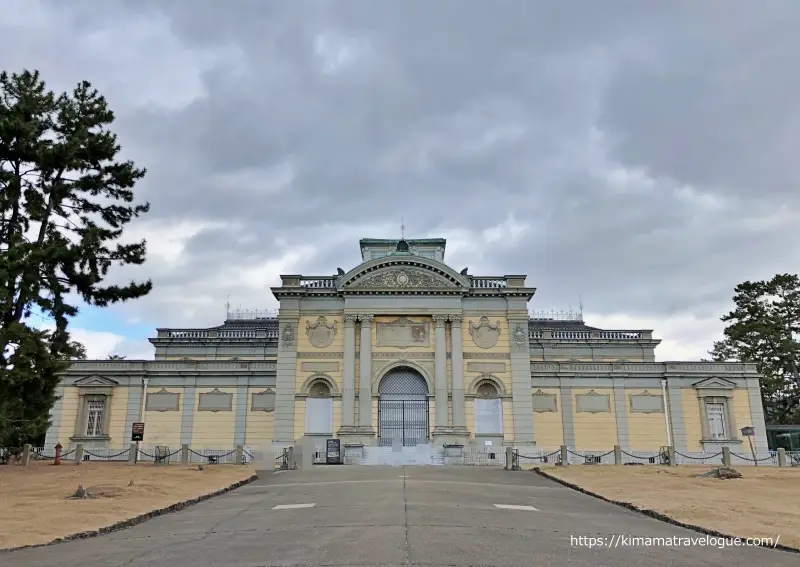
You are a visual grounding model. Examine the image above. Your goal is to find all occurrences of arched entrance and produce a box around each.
[377,367,430,447]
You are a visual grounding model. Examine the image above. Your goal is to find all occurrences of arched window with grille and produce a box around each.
[305,380,333,435]
[474,382,503,435]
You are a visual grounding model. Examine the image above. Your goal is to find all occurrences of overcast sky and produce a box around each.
[3,1,799,360]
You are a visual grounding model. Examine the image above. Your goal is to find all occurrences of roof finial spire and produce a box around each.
[401,217,405,240]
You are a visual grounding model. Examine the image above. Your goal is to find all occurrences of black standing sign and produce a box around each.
[326,438,341,464]
[131,421,145,442]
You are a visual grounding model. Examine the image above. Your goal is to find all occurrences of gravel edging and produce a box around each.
[1,473,259,553]
[533,467,798,554]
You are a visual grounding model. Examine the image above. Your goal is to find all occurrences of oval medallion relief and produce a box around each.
[305,316,338,348]
[469,316,501,349]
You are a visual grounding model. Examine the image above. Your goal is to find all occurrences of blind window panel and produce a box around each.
[707,403,727,440]
[475,399,503,434]
[305,398,333,434]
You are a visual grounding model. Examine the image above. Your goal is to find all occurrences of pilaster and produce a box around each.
[612,380,629,449]
[180,377,196,445]
[233,376,248,445]
[358,315,375,431]
[124,379,144,446]
[44,385,66,448]
[667,386,687,452]
[560,385,575,447]
[745,377,769,455]
[433,314,449,429]
[273,306,299,445]
[450,315,467,430]
[509,318,535,445]
[341,314,358,428]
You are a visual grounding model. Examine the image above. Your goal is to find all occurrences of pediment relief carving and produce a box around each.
[693,376,737,390]
[305,316,337,348]
[74,375,119,387]
[469,317,501,349]
[348,267,455,289]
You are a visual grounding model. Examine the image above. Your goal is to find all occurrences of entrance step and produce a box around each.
[362,445,446,466]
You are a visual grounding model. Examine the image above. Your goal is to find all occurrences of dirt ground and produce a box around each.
[0,460,256,549]
[541,464,800,548]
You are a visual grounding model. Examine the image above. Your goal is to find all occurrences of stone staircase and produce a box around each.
[361,445,446,466]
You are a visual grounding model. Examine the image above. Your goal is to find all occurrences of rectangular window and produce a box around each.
[305,398,333,434]
[706,402,727,440]
[475,399,503,434]
[85,399,105,437]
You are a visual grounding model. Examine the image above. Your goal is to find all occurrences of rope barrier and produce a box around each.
[514,449,560,461]
[568,449,614,459]
[731,452,775,463]
[84,449,131,459]
[620,450,660,460]
[675,451,723,460]
[244,450,254,460]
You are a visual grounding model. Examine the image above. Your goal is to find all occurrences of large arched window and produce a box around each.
[474,381,503,434]
[305,379,333,435]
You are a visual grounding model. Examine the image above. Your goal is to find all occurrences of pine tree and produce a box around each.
[709,274,800,424]
[0,69,151,446]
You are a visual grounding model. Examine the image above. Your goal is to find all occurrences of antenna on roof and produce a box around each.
[578,294,584,321]
[225,295,231,319]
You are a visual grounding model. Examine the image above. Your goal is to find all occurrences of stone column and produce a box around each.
[449,315,467,429]
[358,315,374,429]
[433,315,449,428]
[342,314,358,427]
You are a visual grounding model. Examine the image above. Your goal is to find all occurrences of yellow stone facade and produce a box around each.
[44,237,769,464]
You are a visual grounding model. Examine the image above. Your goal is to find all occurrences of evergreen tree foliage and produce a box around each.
[0,69,151,446]
[710,274,800,424]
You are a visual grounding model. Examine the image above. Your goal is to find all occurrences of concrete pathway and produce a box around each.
[4,465,796,566]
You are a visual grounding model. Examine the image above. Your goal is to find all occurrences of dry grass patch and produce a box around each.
[541,465,800,548]
[0,461,256,549]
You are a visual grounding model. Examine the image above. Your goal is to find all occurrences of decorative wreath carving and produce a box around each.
[305,316,337,348]
[469,317,501,349]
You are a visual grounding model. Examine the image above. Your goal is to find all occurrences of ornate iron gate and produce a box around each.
[377,367,430,447]
[378,399,430,446]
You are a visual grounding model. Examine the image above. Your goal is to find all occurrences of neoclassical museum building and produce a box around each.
[44,237,769,463]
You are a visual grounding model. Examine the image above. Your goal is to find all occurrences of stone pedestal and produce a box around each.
[432,426,471,448]
[337,426,376,447]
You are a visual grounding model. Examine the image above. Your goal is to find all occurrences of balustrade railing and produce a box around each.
[551,330,592,339]
[471,278,507,288]
[217,329,259,338]
[168,330,209,338]
[599,331,642,339]
[300,278,337,288]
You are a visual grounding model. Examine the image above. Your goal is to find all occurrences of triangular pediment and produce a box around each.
[339,257,469,291]
[692,376,736,389]
[74,375,119,387]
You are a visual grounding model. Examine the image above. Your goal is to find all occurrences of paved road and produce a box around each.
[4,466,795,566]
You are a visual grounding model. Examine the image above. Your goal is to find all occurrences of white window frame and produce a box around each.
[85,398,106,437]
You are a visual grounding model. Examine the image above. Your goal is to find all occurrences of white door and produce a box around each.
[475,399,503,435]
